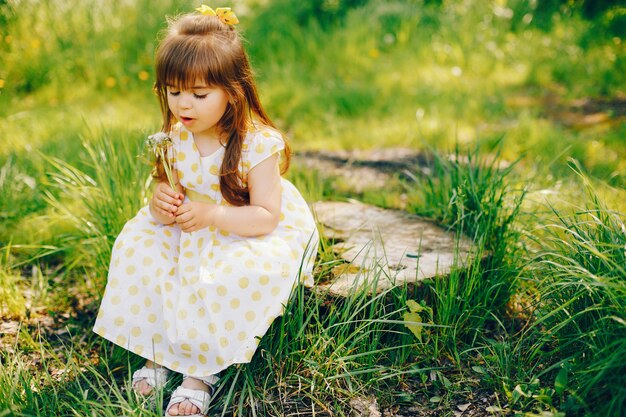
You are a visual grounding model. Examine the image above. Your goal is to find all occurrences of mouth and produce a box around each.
[180,116,194,124]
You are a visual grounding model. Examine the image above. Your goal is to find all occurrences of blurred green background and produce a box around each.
[1,0,624,171]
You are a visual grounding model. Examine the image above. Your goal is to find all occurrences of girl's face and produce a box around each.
[166,82,229,140]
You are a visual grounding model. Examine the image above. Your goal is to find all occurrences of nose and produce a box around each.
[178,92,193,109]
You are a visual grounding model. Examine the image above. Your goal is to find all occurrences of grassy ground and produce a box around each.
[1,0,625,416]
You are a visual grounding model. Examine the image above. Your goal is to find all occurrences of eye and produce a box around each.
[168,90,180,96]
[194,93,208,99]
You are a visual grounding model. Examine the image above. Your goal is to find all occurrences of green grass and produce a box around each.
[1,0,625,416]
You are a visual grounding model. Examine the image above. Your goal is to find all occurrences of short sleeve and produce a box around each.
[243,129,285,172]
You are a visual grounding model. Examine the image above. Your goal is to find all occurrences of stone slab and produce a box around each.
[310,200,474,297]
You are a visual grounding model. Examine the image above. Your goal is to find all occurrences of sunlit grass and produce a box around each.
[1,0,626,415]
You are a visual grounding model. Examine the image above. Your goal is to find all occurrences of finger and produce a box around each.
[156,207,174,218]
[158,182,181,200]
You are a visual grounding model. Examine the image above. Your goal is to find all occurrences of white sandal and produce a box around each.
[132,366,170,394]
[164,375,217,417]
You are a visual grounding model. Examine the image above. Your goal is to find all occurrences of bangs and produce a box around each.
[156,36,232,90]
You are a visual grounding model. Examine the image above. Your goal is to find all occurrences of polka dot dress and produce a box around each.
[93,124,318,378]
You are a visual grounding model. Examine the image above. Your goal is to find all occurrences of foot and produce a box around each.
[132,360,169,396]
[166,377,212,416]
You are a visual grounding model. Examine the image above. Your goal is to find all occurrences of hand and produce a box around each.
[151,181,185,219]
[175,201,216,233]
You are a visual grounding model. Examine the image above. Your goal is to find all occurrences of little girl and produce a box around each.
[93,5,318,416]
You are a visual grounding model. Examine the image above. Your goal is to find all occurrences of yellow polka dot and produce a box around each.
[188,328,198,339]
[225,320,235,331]
[153,333,163,343]
[188,294,198,304]
[160,252,168,260]
[224,265,233,274]
[144,297,152,307]
[156,268,164,277]
[144,239,155,248]
[263,262,272,271]
[182,239,191,249]
[255,143,265,153]
[245,311,256,322]
[184,265,195,273]
[180,131,189,141]
[164,229,173,237]
[111,295,121,305]
[198,354,207,364]
[184,251,194,258]
[133,345,144,355]
[237,331,247,341]
[219,337,229,348]
[211,303,221,313]
[245,259,255,268]
[115,241,124,250]
[259,275,270,285]
[242,143,249,150]
[271,286,281,296]
[191,163,199,173]
[192,143,198,152]
[198,307,206,318]
[115,335,127,346]
[125,248,135,257]
[196,175,203,184]
[198,288,207,299]
[208,323,217,334]
[154,352,164,363]
[109,278,120,288]
[230,298,240,309]
[170,361,180,371]
[238,277,249,289]
[113,258,120,267]
[164,282,174,292]
[197,238,205,248]
[114,316,125,326]
[181,343,192,352]
[163,242,171,250]
[209,165,219,175]
[211,184,220,192]
[200,343,210,352]
[177,151,186,162]
[148,314,157,323]
[166,299,174,309]
[216,356,225,366]
[128,285,139,295]
[168,267,175,276]
[142,257,153,266]
[244,349,255,361]
[130,304,141,314]
[217,285,227,296]
[189,275,200,284]
[126,265,136,274]
[155,285,162,295]
[251,291,262,301]
[177,309,188,320]
[131,327,142,337]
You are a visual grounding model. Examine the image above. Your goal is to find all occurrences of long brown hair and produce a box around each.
[153,12,290,206]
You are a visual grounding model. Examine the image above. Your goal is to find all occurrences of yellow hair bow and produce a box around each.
[196,5,239,25]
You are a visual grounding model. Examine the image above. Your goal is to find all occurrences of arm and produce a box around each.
[175,154,282,236]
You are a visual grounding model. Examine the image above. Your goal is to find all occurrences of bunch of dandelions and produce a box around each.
[145,132,177,192]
